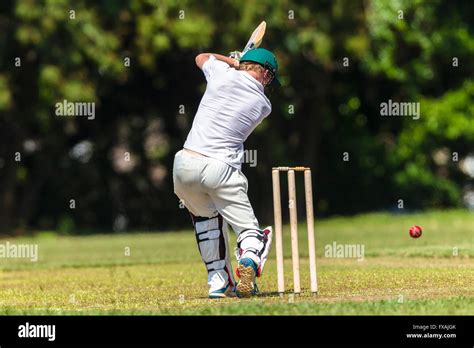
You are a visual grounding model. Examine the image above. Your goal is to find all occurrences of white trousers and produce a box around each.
[173,150,259,232]
[173,149,260,293]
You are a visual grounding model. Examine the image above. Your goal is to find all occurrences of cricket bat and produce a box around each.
[242,21,266,55]
[229,21,267,60]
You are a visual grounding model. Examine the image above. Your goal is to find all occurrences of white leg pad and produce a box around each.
[193,215,234,292]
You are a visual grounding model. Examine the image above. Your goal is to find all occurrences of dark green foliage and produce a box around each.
[0,1,472,233]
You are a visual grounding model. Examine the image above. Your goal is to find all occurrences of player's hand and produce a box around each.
[229,51,243,61]
[231,59,240,69]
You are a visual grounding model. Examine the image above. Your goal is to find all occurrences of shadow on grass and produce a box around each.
[258,290,319,298]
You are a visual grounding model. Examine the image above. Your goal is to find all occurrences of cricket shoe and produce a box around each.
[235,258,258,298]
[208,283,236,299]
[235,226,273,277]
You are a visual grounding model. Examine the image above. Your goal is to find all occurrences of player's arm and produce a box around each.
[195,53,239,70]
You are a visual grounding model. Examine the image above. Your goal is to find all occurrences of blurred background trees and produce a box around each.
[0,0,473,234]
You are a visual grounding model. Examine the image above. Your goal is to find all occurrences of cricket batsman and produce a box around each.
[173,48,280,298]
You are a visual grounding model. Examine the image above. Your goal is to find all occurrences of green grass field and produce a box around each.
[0,209,473,315]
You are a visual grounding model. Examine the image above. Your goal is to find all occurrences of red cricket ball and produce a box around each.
[409,225,422,238]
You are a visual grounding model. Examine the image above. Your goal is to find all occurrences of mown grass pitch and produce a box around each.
[0,209,473,315]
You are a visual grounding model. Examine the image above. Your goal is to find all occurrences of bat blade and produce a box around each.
[242,21,266,54]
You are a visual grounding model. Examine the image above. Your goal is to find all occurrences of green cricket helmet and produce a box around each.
[240,48,280,86]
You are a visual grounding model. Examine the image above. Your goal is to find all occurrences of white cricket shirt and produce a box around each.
[184,55,272,169]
